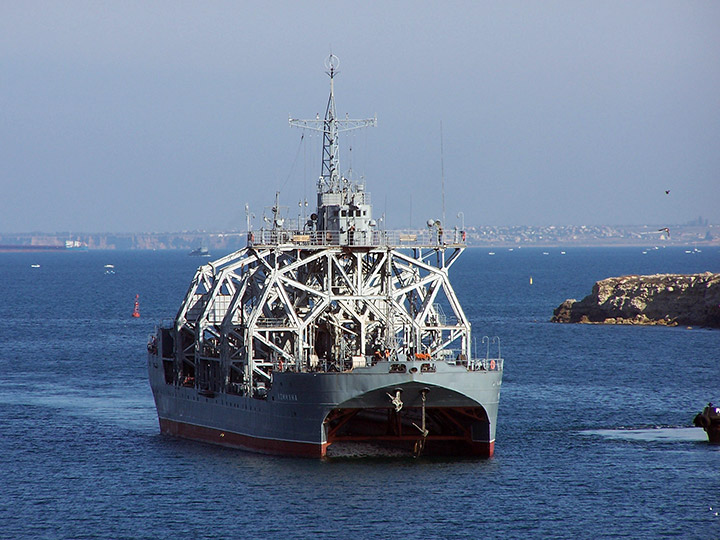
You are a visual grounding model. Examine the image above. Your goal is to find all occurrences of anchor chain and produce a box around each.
[412,388,429,458]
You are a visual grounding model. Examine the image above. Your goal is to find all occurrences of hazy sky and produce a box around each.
[1,1,719,233]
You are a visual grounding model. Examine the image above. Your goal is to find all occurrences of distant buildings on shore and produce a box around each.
[0,223,717,250]
[464,223,717,246]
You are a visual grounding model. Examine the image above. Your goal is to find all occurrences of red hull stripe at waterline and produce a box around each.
[158,418,327,457]
[159,418,493,458]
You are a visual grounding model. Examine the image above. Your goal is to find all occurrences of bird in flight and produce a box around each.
[665,190,670,195]
[658,227,670,237]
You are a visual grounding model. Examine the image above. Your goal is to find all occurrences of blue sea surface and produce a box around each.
[1,247,718,539]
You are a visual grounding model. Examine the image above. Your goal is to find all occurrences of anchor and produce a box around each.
[387,388,403,412]
[412,388,430,457]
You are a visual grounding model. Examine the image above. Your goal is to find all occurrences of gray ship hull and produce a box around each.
[148,353,502,457]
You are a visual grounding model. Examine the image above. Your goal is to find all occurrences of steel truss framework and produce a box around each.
[174,244,471,394]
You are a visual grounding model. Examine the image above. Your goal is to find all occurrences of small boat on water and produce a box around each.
[189,247,210,257]
[693,403,720,443]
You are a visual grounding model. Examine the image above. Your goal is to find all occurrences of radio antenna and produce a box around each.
[440,121,446,226]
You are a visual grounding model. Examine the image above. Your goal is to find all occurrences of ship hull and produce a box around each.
[148,353,501,458]
[158,418,328,457]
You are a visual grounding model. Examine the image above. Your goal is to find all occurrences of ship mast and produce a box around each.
[322,55,340,192]
[289,54,376,195]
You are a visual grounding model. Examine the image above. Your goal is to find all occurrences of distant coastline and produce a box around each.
[0,222,717,250]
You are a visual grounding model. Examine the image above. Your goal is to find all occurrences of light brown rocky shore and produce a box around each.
[551,273,720,329]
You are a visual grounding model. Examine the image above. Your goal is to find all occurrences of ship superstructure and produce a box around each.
[147,56,503,457]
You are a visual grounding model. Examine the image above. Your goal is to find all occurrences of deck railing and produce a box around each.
[250,229,466,248]
[469,358,504,372]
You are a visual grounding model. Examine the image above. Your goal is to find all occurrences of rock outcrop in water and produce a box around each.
[551,272,720,328]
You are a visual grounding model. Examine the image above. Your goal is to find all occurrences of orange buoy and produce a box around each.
[132,294,140,318]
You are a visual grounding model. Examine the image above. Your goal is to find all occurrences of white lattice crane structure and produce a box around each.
[172,55,471,398]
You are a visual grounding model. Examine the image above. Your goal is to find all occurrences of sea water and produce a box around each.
[0,247,718,539]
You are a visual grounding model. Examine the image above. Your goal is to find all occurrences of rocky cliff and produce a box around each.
[551,273,720,328]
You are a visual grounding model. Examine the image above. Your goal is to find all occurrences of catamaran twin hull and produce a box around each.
[148,355,502,457]
[147,54,504,458]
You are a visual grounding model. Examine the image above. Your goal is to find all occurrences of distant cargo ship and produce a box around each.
[0,240,88,252]
[0,244,64,252]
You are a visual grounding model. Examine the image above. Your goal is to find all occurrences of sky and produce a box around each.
[1,1,719,233]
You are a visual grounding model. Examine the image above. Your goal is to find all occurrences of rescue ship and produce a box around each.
[147,55,503,457]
